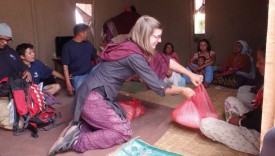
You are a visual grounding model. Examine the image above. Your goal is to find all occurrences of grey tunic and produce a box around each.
[72,53,171,122]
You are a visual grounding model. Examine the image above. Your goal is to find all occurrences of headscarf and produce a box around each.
[235,40,255,79]
[236,40,252,55]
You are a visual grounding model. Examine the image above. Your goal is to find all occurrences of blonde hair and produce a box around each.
[129,15,162,57]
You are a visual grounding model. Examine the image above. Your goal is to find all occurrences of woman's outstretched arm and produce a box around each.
[169,59,203,86]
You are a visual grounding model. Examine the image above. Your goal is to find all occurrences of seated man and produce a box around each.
[16,43,64,95]
[0,23,31,81]
[0,23,31,130]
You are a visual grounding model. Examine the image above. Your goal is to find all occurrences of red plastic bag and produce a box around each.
[171,84,218,128]
[118,98,145,121]
[192,84,218,119]
[172,99,201,128]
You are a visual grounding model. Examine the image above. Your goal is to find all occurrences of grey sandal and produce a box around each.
[48,126,80,156]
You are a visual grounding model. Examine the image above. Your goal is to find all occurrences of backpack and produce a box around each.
[2,73,58,138]
[0,77,10,96]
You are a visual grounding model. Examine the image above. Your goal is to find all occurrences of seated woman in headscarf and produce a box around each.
[213,40,254,88]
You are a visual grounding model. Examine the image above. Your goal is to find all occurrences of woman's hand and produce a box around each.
[181,87,195,99]
[190,73,203,86]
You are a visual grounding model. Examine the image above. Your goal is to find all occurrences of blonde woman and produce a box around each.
[48,15,203,155]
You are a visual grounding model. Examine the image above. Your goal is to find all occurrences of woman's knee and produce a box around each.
[224,96,240,107]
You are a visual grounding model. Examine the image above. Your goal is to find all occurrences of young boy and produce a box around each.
[16,43,64,94]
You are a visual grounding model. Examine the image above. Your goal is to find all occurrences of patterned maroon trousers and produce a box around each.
[73,91,132,152]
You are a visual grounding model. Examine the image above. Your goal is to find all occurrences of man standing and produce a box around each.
[62,24,96,95]
[0,23,31,81]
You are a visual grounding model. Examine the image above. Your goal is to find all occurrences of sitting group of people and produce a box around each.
[161,41,273,155]
[163,38,257,89]
[158,29,272,156]
[0,23,65,96]
[200,47,265,155]
[0,22,98,97]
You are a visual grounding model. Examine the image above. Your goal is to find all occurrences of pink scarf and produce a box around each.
[101,41,169,80]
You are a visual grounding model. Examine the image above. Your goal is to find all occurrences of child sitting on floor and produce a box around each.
[194,56,206,76]
[180,56,206,87]
[16,43,65,95]
[163,42,180,63]
[163,42,185,86]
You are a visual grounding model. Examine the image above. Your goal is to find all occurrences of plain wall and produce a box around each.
[206,0,268,65]
[0,0,92,67]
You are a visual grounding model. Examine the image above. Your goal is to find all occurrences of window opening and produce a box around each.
[194,0,205,34]
[75,3,94,37]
